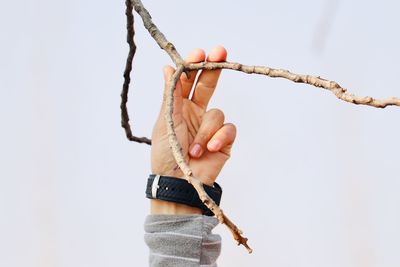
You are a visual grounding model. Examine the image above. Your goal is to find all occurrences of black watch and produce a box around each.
[145,174,222,216]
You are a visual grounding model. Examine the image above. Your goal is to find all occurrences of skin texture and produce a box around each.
[150,46,237,215]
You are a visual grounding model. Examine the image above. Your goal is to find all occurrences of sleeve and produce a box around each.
[144,214,221,267]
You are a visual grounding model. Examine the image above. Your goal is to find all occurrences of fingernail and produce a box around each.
[208,140,222,151]
[190,144,202,157]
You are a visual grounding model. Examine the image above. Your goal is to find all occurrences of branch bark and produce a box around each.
[120,0,151,145]
[186,62,400,108]
[131,0,184,66]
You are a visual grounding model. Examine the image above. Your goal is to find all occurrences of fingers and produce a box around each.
[160,65,183,125]
[207,123,236,155]
[181,48,206,98]
[189,109,236,158]
[191,46,227,109]
[189,109,225,158]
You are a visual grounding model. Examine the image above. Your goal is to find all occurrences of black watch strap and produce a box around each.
[145,175,222,216]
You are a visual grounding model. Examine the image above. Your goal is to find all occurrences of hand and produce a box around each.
[150,46,236,214]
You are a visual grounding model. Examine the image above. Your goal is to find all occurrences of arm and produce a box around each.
[145,46,236,267]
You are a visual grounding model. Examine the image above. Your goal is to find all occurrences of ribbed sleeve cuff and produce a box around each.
[144,215,221,267]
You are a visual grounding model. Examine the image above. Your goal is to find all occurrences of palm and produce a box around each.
[151,46,235,186]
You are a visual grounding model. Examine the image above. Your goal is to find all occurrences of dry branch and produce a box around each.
[122,0,400,253]
[132,0,184,66]
[186,62,400,108]
[120,0,151,145]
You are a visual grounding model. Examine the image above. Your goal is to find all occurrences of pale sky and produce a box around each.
[1,0,400,266]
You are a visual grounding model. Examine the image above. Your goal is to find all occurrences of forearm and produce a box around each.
[151,199,202,215]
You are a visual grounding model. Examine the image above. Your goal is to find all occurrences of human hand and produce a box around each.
[151,46,236,188]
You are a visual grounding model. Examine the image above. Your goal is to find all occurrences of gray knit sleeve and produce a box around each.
[144,215,221,267]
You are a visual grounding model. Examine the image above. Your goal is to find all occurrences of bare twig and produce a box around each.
[186,62,400,108]
[131,0,184,66]
[121,0,151,145]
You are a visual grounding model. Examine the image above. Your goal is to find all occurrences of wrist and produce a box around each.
[150,199,202,215]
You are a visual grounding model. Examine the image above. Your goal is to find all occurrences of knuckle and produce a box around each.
[195,132,209,144]
[207,108,225,121]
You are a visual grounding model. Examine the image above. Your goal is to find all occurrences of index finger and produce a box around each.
[191,46,227,109]
[180,48,206,98]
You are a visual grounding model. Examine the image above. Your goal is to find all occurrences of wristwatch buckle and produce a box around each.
[151,175,161,198]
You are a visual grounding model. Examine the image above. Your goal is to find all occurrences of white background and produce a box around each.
[1,0,399,266]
